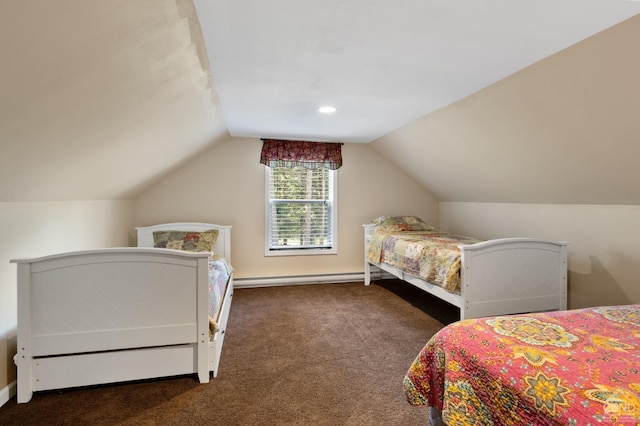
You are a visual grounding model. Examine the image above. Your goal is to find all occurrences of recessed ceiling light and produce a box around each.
[318,106,337,114]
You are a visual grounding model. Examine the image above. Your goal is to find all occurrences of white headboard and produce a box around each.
[136,222,232,262]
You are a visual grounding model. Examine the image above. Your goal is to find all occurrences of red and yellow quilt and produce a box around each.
[367,229,481,292]
[404,305,640,425]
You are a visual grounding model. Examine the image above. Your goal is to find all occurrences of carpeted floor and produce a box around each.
[0,279,459,425]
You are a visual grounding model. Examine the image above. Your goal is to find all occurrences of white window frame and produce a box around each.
[264,166,338,257]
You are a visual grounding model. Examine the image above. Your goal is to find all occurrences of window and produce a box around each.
[265,166,337,256]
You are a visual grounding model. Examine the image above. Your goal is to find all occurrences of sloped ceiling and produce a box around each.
[1,1,639,204]
[372,13,640,205]
[195,0,640,143]
[0,0,227,202]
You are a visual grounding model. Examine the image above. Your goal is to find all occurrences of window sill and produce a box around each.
[264,247,337,257]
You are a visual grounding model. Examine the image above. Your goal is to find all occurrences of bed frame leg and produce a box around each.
[364,261,371,285]
[14,354,33,403]
[15,263,34,403]
[363,224,375,286]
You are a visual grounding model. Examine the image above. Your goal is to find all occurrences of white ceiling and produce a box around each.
[194,0,640,143]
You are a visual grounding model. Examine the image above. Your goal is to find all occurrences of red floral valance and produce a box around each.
[260,139,343,170]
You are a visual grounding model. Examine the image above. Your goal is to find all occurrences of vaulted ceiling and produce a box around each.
[0,0,227,201]
[195,0,640,143]
[1,1,639,202]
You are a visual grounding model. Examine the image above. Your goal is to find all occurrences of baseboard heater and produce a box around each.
[235,270,393,288]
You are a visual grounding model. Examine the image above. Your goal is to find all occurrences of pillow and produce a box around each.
[153,229,219,254]
[372,216,435,232]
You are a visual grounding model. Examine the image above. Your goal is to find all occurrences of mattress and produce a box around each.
[208,255,233,334]
[367,229,481,292]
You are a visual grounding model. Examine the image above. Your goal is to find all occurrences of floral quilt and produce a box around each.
[404,305,640,425]
[208,255,233,334]
[367,229,481,292]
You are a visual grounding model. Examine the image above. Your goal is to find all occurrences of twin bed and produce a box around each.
[364,216,568,320]
[12,222,233,403]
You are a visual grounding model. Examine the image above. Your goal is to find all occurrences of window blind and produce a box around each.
[267,166,334,250]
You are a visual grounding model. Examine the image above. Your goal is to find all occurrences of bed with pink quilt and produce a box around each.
[404,305,640,425]
[364,216,568,320]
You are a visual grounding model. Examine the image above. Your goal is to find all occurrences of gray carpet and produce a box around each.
[0,279,458,425]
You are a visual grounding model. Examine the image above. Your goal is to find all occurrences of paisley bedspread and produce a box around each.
[208,255,233,334]
[404,305,640,425]
[367,229,481,292]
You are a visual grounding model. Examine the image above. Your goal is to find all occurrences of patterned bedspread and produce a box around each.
[404,305,640,425]
[367,229,481,292]
[208,255,233,334]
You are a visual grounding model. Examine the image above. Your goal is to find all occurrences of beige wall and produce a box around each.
[133,137,438,278]
[440,202,640,309]
[0,201,132,395]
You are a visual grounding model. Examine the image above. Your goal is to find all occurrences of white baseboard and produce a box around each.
[0,380,16,408]
[234,271,393,288]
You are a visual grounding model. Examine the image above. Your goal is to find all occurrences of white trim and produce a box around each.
[264,247,338,257]
[234,271,392,288]
[0,380,16,407]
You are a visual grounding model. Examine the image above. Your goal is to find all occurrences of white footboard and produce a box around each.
[363,224,568,321]
[12,248,211,403]
[135,222,234,379]
[460,238,567,319]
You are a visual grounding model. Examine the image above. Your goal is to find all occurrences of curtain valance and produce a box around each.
[260,139,343,170]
